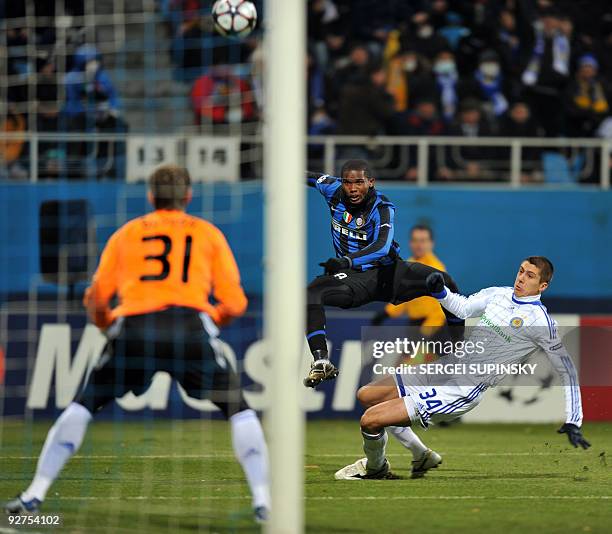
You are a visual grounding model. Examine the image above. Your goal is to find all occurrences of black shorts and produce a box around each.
[316,259,450,308]
[76,307,244,415]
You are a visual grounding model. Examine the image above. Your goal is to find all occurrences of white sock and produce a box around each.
[230,409,270,509]
[21,402,92,502]
[362,429,388,472]
[388,426,428,458]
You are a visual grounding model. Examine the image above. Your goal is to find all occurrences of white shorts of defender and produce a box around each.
[394,371,488,428]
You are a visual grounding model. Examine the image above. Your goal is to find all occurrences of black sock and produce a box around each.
[306,304,328,355]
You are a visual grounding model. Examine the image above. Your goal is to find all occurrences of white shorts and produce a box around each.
[394,369,487,428]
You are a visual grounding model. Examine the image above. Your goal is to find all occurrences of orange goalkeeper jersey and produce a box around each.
[84,209,247,328]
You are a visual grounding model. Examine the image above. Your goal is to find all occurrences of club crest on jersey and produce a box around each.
[342,211,353,224]
[355,217,365,227]
[510,317,524,330]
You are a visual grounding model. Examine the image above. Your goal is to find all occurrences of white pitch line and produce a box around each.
[44,495,612,501]
[3,451,587,459]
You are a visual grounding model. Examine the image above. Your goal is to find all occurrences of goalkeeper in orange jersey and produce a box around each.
[4,165,271,523]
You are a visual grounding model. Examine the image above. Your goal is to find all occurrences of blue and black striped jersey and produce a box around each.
[307,173,401,271]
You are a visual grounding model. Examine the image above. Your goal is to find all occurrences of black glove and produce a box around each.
[425,272,446,296]
[371,310,389,326]
[558,423,591,449]
[319,257,350,274]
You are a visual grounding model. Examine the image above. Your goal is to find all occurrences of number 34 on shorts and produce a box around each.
[419,388,442,411]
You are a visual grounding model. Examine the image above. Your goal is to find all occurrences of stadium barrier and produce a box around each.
[0,132,611,186]
[1,182,612,298]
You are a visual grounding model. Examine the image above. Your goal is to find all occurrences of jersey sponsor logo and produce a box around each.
[480,313,512,342]
[510,317,524,330]
[342,211,353,224]
[549,342,563,351]
[332,220,368,241]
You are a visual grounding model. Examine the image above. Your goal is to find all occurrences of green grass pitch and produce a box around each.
[1,420,611,533]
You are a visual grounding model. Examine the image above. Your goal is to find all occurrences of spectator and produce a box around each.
[336,64,394,135]
[36,55,65,178]
[36,56,60,133]
[471,49,515,120]
[190,66,257,126]
[500,100,543,138]
[0,104,27,180]
[392,98,446,181]
[319,22,352,72]
[565,54,609,137]
[6,28,30,104]
[386,47,434,112]
[404,11,450,60]
[441,99,497,181]
[497,9,521,75]
[517,2,571,136]
[438,12,471,51]
[428,0,451,31]
[431,49,460,122]
[594,14,612,97]
[63,44,126,180]
[308,0,340,42]
[326,43,371,119]
[393,98,445,136]
[64,44,122,132]
[308,51,334,135]
[499,101,544,181]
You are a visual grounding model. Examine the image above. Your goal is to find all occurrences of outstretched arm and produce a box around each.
[533,321,589,448]
[426,273,500,319]
[534,322,584,428]
[306,171,341,202]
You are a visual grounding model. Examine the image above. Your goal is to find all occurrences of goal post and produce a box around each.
[264,0,306,532]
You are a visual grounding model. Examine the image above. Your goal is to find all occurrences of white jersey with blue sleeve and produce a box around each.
[435,286,583,426]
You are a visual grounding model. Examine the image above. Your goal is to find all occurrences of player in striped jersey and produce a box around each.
[335,256,590,480]
[304,160,464,387]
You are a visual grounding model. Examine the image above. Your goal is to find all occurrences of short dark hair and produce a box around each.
[524,256,554,284]
[149,164,191,210]
[410,224,434,240]
[340,159,373,179]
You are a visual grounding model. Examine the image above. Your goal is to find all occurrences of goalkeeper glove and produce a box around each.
[558,423,591,449]
[425,272,447,297]
[319,257,350,275]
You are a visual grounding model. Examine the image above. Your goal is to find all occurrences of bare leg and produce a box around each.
[357,376,400,408]
[359,382,429,459]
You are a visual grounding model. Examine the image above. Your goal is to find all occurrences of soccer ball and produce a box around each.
[212,0,258,38]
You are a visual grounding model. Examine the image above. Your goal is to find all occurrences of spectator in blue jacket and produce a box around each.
[64,44,121,131]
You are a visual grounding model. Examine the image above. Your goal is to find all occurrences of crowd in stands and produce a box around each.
[303,0,612,181]
[2,1,126,179]
[165,0,261,127]
[3,0,612,182]
[306,0,612,138]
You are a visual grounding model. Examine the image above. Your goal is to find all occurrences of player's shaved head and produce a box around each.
[149,164,192,210]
